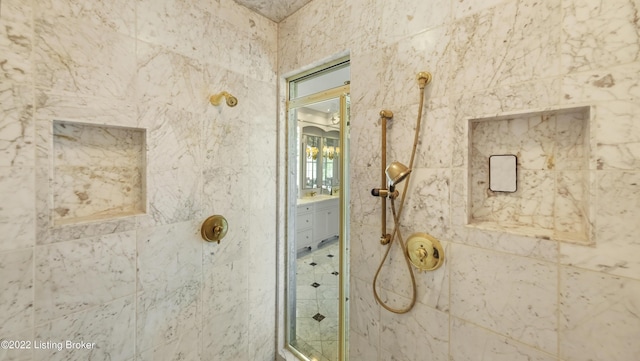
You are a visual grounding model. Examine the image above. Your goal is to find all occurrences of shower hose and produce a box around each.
[372,85,426,314]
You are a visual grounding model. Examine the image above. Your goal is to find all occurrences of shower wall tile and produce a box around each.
[379,300,449,361]
[349,331,379,361]
[0,249,33,336]
[562,0,640,73]
[140,168,202,228]
[349,221,382,283]
[136,43,207,114]
[0,167,35,252]
[33,19,136,99]
[136,321,201,361]
[560,170,640,280]
[0,84,34,167]
[35,0,136,37]
[136,282,201,356]
[450,318,557,361]
[348,107,382,169]
[401,168,451,241]
[136,0,210,60]
[248,204,277,360]
[449,0,561,93]
[345,0,384,55]
[594,100,640,170]
[380,0,449,46]
[453,0,507,19]
[34,231,136,324]
[450,243,557,353]
[276,0,348,74]
[202,272,249,361]
[559,266,640,361]
[0,5,32,84]
[139,104,203,173]
[450,226,559,263]
[415,97,453,168]
[561,62,640,104]
[34,296,135,361]
[136,221,202,295]
[0,328,33,361]
[376,242,416,301]
[349,277,379,342]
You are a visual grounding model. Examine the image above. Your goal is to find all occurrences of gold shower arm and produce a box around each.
[209,91,238,107]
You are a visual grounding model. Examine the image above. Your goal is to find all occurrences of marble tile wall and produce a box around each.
[0,1,277,361]
[278,0,640,360]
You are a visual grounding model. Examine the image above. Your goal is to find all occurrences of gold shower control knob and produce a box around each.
[406,233,444,271]
[201,215,228,243]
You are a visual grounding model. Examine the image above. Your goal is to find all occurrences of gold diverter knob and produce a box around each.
[201,215,228,243]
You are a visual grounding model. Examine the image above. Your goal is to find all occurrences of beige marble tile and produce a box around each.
[380,0,450,46]
[0,328,34,361]
[34,19,135,99]
[136,43,207,114]
[34,231,136,324]
[138,103,203,173]
[450,243,557,353]
[348,331,379,361]
[35,0,135,37]
[0,84,34,167]
[34,296,135,361]
[380,300,449,361]
[401,168,451,241]
[561,170,640,280]
[136,282,201,356]
[450,0,561,93]
[137,221,202,295]
[0,167,35,252]
[594,100,640,170]
[562,0,640,73]
[560,266,640,361]
[0,249,33,336]
[451,318,557,361]
[202,297,249,361]
[562,62,640,104]
[0,4,32,84]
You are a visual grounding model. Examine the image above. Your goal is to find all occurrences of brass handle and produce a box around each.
[201,215,228,243]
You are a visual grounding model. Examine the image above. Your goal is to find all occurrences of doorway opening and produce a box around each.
[285,58,350,361]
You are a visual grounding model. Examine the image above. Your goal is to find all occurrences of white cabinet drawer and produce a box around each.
[296,212,313,229]
[296,229,314,250]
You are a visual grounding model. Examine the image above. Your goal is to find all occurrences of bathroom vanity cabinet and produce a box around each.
[296,197,339,253]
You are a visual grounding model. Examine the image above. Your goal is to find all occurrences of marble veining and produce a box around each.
[52,121,145,225]
[469,107,591,243]
[0,250,33,336]
[34,231,136,324]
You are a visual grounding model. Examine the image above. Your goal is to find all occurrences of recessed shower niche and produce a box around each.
[468,106,593,244]
[52,121,146,225]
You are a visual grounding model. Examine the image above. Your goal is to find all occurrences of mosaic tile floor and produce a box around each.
[293,238,340,361]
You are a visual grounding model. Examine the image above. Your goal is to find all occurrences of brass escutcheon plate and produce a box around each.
[201,215,228,243]
[406,232,444,271]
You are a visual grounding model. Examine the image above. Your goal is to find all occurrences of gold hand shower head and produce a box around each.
[209,91,238,107]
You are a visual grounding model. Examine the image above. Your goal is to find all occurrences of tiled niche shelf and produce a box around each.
[52,121,146,226]
[467,106,593,245]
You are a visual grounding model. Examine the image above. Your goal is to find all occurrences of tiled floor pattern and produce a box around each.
[293,238,340,361]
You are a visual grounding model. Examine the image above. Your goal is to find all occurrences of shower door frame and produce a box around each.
[285,81,350,361]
